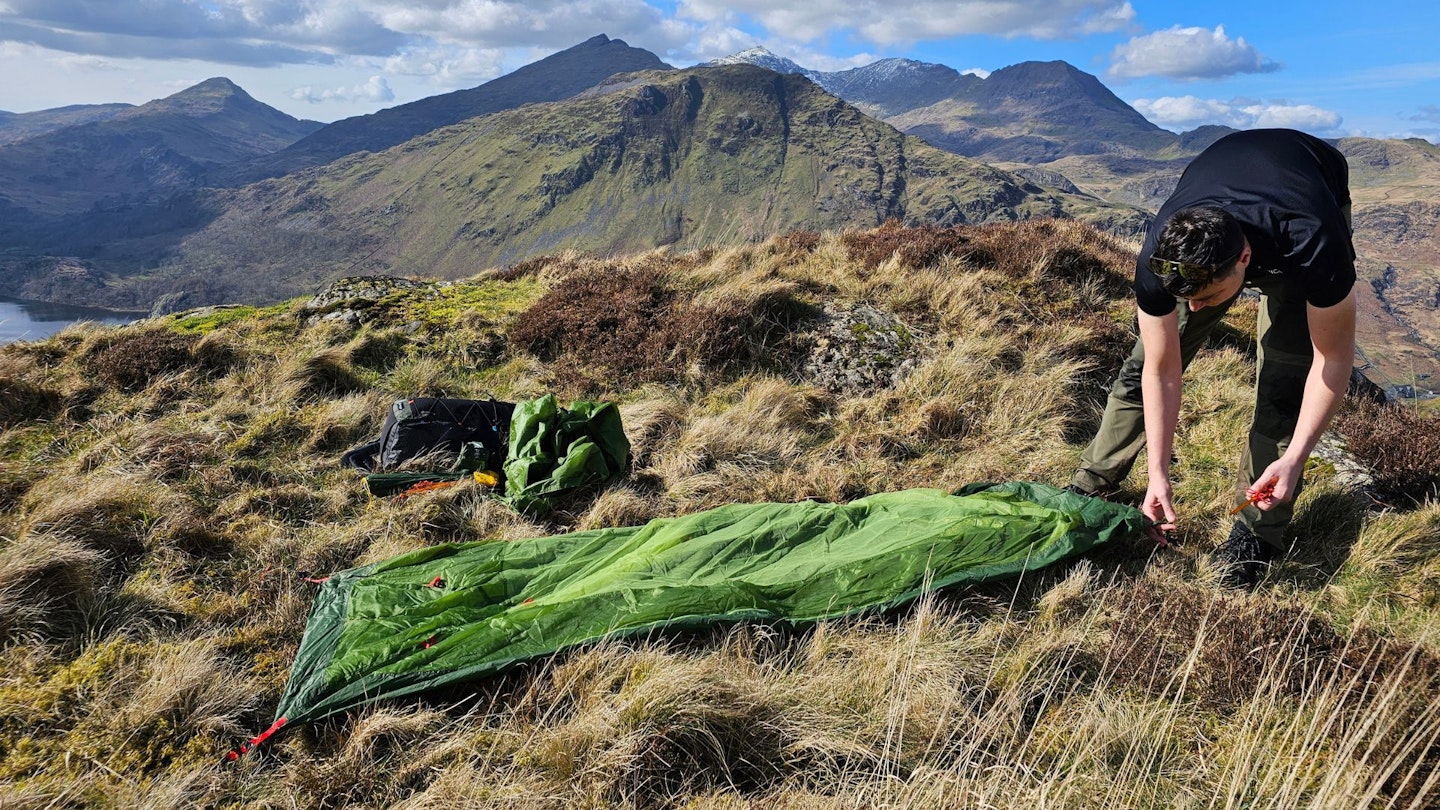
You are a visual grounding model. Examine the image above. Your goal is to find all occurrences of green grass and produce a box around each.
[170,306,260,334]
[1,221,1437,808]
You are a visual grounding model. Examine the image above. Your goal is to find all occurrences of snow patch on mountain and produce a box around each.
[705,48,810,76]
[704,49,966,99]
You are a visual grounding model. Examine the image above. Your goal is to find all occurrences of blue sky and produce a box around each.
[1,0,1436,142]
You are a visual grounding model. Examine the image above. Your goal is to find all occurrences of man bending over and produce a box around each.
[1067,128,1357,589]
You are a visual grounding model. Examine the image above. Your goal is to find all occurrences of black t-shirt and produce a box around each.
[1135,128,1356,317]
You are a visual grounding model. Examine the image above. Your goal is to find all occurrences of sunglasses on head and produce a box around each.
[1149,249,1241,297]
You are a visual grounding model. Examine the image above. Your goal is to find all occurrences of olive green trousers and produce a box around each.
[1069,276,1314,552]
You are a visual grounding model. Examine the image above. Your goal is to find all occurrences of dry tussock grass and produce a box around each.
[128,424,226,483]
[303,390,390,456]
[617,390,688,467]
[0,371,61,429]
[123,637,263,738]
[0,534,106,641]
[356,493,526,565]
[383,353,466,397]
[277,344,369,403]
[344,327,410,372]
[191,327,243,373]
[20,472,183,557]
[525,653,795,804]
[1,221,1437,807]
[300,707,453,806]
[1346,505,1440,578]
[653,378,829,506]
[577,485,666,531]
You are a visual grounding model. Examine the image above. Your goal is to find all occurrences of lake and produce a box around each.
[0,295,142,344]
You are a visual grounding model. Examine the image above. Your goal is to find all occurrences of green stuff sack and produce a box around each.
[266,483,1145,732]
[363,471,468,497]
[501,394,630,512]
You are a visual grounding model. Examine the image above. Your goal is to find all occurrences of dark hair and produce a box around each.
[1153,206,1245,279]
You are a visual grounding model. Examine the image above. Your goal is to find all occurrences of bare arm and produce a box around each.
[1138,307,1183,528]
[1252,289,1357,507]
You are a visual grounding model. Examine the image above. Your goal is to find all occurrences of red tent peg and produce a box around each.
[224,716,289,762]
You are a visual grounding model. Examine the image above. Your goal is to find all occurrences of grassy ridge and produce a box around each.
[1,220,1438,807]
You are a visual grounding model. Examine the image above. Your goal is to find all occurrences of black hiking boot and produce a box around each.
[1063,481,1118,500]
[1209,522,1274,590]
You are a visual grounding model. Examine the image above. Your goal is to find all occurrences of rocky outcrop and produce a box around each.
[300,276,446,327]
[802,304,924,396]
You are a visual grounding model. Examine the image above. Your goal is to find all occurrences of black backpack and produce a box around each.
[341,397,515,473]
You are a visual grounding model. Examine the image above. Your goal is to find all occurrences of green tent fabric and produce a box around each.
[266,483,1145,733]
[359,395,628,502]
[502,394,630,512]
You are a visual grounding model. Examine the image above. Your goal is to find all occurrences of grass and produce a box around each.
[0,220,1437,808]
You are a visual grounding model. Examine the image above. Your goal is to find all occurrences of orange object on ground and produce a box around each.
[397,479,459,498]
[1229,476,1279,515]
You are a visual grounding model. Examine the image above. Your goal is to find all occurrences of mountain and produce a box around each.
[226,34,672,184]
[713,51,1200,210]
[1333,137,1440,390]
[872,60,1176,164]
[713,49,1175,164]
[703,47,811,78]
[817,59,982,119]
[0,78,321,217]
[703,49,981,119]
[0,103,134,145]
[123,64,1141,307]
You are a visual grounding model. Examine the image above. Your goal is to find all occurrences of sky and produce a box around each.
[1,0,1437,143]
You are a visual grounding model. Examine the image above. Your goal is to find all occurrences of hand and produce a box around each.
[1250,456,1305,511]
[1141,479,1177,543]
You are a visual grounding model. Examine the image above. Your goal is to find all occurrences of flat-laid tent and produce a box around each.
[231,482,1147,758]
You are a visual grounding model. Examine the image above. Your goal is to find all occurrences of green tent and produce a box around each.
[502,394,630,512]
[230,483,1145,758]
[362,394,629,504]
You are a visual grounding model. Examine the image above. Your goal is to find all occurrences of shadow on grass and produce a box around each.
[1272,490,1370,590]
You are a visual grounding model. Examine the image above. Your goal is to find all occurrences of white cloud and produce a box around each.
[1132,95,1342,134]
[1108,25,1279,81]
[802,51,880,73]
[685,25,761,63]
[52,52,120,72]
[1245,103,1341,131]
[291,74,394,104]
[0,0,687,65]
[962,67,991,79]
[1131,95,1234,126]
[382,45,505,84]
[375,0,677,50]
[676,0,1136,45]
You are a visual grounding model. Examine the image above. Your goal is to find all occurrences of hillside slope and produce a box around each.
[1338,137,1440,392]
[0,78,320,217]
[0,103,134,145]
[225,34,672,184]
[139,65,1142,306]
